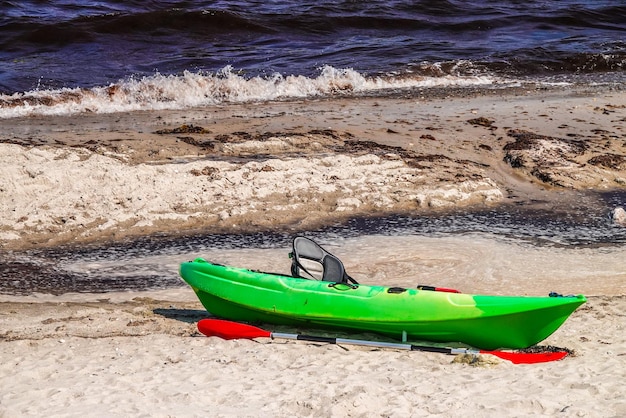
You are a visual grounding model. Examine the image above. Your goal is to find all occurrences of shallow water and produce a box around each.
[1,191,624,296]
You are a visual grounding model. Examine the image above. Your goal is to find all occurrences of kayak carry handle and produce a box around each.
[417,285,461,294]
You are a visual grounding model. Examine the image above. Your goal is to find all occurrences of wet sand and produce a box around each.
[2,85,625,251]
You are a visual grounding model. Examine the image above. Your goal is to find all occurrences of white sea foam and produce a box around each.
[0,66,494,119]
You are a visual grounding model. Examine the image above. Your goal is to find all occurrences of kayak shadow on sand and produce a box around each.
[153,307,209,324]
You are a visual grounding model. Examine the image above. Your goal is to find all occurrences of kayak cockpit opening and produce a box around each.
[288,237,463,293]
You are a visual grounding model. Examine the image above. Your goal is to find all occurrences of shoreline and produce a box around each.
[1,84,625,252]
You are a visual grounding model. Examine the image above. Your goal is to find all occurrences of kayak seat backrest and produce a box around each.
[322,255,345,282]
[290,236,358,284]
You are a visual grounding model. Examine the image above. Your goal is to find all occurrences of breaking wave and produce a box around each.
[0,66,495,118]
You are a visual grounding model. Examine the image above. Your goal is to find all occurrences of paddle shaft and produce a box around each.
[273,332,478,355]
[197,319,568,364]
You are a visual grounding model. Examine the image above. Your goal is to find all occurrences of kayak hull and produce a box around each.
[180,258,586,350]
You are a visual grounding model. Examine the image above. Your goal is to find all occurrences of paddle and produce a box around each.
[197,319,569,364]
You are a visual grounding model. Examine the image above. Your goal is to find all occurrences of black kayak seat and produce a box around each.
[290,236,358,285]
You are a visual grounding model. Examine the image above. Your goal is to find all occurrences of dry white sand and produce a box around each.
[1,86,625,417]
[0,291,624,417]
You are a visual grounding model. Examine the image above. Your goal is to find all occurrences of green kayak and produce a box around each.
[180,238,586,350]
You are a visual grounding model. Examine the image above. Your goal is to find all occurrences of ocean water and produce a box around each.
[1,0,624,117]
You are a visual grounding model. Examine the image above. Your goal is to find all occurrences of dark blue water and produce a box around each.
[1,1,624,97]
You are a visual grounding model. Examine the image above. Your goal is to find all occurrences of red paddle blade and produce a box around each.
[483,350,569,364]
[198,319,271,340]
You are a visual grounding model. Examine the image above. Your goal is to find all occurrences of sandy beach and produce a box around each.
[1,85,626,416]
[0,290,623,417]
